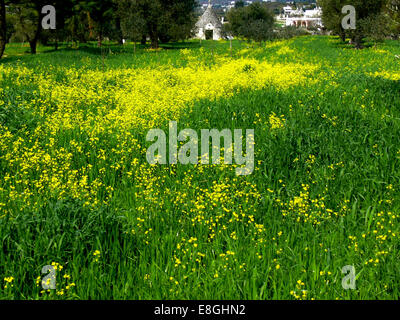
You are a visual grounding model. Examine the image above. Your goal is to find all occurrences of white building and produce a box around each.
[278,5,323,29]
[304,7,323,18]
[283,5,294,15]
[195,1,225,40]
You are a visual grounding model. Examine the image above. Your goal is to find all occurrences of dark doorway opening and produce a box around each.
[205,30,213,40]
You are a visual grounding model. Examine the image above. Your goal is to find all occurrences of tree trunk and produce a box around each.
[98,30,102,47]
[151,37,158,49]
[78,33,87,43]
[339,28,346,42]
[0,0,6,59]
[150,32,158,49]
[116,18,123,45]
[353,32,363,49]
[29,4,42,54]
[29,40,37,54]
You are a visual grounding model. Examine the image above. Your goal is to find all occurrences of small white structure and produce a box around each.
[304,7,322,18]
[283,5,294,15]
[195,1,224,40]
[285,17,323,28]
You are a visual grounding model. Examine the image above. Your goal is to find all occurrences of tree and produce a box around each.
[350,0,387,48]
[0,0,6,58]
[16,0,49,54]
[319,0,388,48]
[7,2,39,53]
[386,0,400,39]
[117,0,146,52]
[65,9,89,44]
[318,0,347,42]
[6,0,58,54]
[235,0,245,9]
[125,0,197,49]
[161,0,197,42]
[225,2,275,43]
[39,1,74,50]
[75,0,115,47]
[6,10,16,43]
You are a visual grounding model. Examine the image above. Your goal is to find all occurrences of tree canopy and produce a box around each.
[0,0,198,58]
[225,2,275,43]
[318,0,391,47]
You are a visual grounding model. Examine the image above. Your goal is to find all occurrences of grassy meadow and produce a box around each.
[0,36,400,300]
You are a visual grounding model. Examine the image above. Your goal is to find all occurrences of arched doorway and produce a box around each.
[205,29,213,40]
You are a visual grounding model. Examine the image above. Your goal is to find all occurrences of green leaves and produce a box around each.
[225,2,275,43]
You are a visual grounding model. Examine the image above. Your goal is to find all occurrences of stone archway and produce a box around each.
[205,29,213,40]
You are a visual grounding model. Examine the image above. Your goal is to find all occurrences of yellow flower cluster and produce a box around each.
[4,276,14,289]
[277,184,348,225]
[93,250,101,263]
[269,112,286,130]
[0,52,319,217]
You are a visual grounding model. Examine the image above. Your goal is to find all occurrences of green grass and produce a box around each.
[1,37,400,300]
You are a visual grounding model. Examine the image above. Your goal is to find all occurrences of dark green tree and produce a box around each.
[351,0,387,48]
[319,0,388,48]
[75,0,116,47]
[126,0,197,49]
[117,0,146,52]
[386,0,400,38]
[0,0,6,58]
[6,2,39,53]
[318,0,347,42]
[6,0,70,54]
[40,1,74,50]
[10,0,50,54]
[65,10,87,44]
[235,0,245,9]
[225,2,275,43]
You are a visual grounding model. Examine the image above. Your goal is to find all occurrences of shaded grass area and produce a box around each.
[1,40,240,69]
